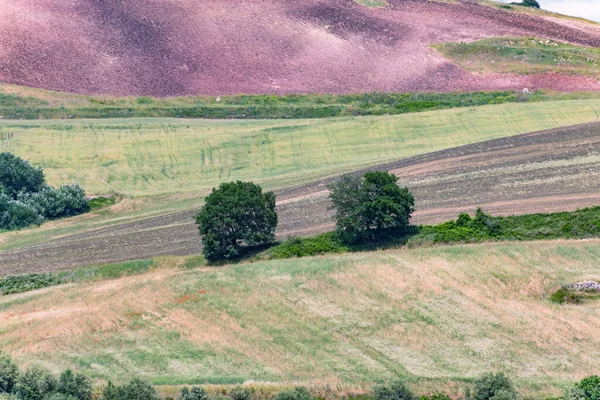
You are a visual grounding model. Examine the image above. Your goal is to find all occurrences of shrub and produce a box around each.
[230,387,252,400]
[328,171,414,245]
[0,194,43,230]
[119,379,159,400]
[268,232,349,259]
[56,370,92,400]
[472,373,517,400]
[518,0,540,8]
[0,352,18,394]
[419,395,451,400]
[196,181,277,261]
[0,153,45,198]
[15,366,57,400]
[373,381,414,400]
[101,382,122,400]
[179,387,209,400]
[19,185,89,220]
[274,387,312,400]
[576,376,600,400]
[0,274,60,296]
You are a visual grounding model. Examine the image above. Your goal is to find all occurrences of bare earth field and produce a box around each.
[1,0,600,96]
[3,122,600,274]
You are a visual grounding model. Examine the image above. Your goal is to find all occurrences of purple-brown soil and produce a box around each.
[1,0,600,96]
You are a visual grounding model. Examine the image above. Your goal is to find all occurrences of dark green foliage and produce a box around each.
[230,386,252,400]
[0,274,59,296]
[419,394,451,400]
[373,381,414,400]
[328,172,414,244]
[179,387,210,400]
[196,181,277,261]
[15,366,57,400]
[0,194,44,230]
[575,376,600,400]
[472,373,517,400]
[515,0,540,8]
[0,153,89,230]
[0,153,45,198]
[56,370,91,400]
[108,379,159,400]
[101,382,121,400]
[0,352,18,394]
[268,232,349,259]
[410,206,600,247]
[18,185,89,220]
[274,387,312,400]
[549,288,587,304]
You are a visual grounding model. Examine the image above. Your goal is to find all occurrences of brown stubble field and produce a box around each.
[3,122,600,274]
[1,0,600,96]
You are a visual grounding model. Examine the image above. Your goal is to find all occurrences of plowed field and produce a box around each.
[3,122,600,274]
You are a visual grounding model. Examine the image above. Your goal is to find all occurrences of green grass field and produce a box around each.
[435,37,600,76]
[1,240,599,396]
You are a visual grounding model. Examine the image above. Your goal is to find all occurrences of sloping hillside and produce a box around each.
[1,0,599,96]
[1,241,599,395]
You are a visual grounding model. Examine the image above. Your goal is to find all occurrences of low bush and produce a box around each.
[180,387,210,400]
[57,370,92,400]
[471,373,517,400]
[0,352,18,394]
[15,366,57,400]
[18,185,89,220]
[0,274,60,296]
[230,387,252,400]
[102,379,158,400]
[274,387,312,400]
[0,194,44,230]
[374,381,414,400]
[575,376,600,400]
[88,196,116,211]
[268,232,349,259]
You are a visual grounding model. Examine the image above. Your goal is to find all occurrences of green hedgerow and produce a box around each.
[374,381,414,400]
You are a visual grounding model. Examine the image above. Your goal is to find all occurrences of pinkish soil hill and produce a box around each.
[1,0,599,96]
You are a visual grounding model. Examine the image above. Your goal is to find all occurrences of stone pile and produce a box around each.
[569,280,600,292]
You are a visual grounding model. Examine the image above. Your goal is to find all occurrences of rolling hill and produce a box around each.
[1,0,600,96]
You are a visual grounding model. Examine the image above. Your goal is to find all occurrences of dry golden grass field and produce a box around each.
[1,240,599,396]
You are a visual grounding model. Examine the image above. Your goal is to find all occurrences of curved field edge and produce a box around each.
[1,240,599,396]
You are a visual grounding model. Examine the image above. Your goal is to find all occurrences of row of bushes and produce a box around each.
[1,353,599,400]
[266,206,600,260]
[0,153,89,230]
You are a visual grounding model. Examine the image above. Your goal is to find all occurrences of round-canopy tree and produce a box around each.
[0,152,45,198]
[196,181,277,261]
[328,171,414,244]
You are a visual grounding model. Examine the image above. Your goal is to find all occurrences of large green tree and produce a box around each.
[0,152,45,198]
[196,181,277,261]
[328,171,414,244]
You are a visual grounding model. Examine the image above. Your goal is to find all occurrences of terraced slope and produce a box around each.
[3,121,600,274]
[1,0,600,95]
[1,241,599,394]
